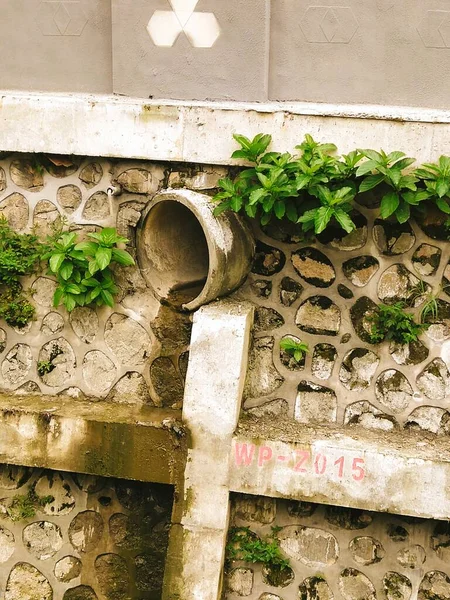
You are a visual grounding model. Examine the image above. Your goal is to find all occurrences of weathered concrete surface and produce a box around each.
[2,93,450,164]
[0,394,185,485]
[230,418,450,520]
[164,300,254,600]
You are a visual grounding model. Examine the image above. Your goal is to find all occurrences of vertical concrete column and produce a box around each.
[163,300,254,600]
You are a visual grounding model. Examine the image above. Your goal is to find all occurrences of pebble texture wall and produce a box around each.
[0,154,194,407]
[225,494,450,600]
[237,202,450,435]
[0,464,172,599]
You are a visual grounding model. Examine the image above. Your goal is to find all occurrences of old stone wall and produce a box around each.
[2,152,449,440]
[0,154,198,406]
[225,493,450,600]
[0,464,172,599]
[238,205,450,436]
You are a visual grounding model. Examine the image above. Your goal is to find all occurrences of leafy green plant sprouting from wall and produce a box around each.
[368,303,428,345]
[7,489,54,522]
[42,227,135,312]
[0,218,42,327]
[0,218,136,328]
[213,133,450,235]
[226,526,290,571]
[280,338,310,362]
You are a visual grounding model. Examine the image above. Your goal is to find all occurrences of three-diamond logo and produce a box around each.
[147,0,220,48]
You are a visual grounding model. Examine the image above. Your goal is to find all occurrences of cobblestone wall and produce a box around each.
[225,494,450,600]
[0,464,172,599]
[237,201,450,435]
[0,154,196,406]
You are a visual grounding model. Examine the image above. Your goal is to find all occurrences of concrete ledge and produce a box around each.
[0,394,185,484]
[230,418,450,521]
[2,91,450,164]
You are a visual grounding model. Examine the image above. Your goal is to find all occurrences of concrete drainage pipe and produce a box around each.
[136,189,255,311]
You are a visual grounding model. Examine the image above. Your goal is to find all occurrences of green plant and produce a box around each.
[415,155,450,216]
[7,490,54,522]
[37,361,54,376]
[368,302,427,345]
[0,218,42,327]
[297,184,356,234]
[357,149,425,223]
[214,133,359,233]
[42,227,135,312]
[226,527,290,570]
[280,338,310,362]
[419,291,441,324]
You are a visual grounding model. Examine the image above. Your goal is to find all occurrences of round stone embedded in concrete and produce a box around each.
[299,576,334,600]
[82,191,110,220]
[55,556,82,582]
[10,159,44,191]
[278,525,339,566]
[375,369,414,414]
[339,568,376,600]
[373,219,415,256]
[82,350,117,394]
[349,536,385,565]
[279,276,303,306]
[397,545,426,569]
[254,307,285,334]
[418,571,450,600]
[383,572,412,600]
[33,200,61,238]
[57,184,82,213]
[227,568,254,596]
[253,241,286,276]
[104,313,151,366]
[339,348,380,391]
[5,563,52,600]
[233,495,276,524]
[344,401,398,432]
[136,189,254,311]
[0,193,29,230]
[0,526,15,563]
[296,296,341,336]
[23,521,63,560]
[295,381,337,424]
[343,256,379,287]
[311,344,337,380]
[291,247,336,288]
[405,406,450,435]
[261,564,294,588]
[69,307,99,343]
[63,586,98,600]
[38,338,76,387]
[34,472,76,516]
[2,343,32,387]
[95,553,130,599]
[69,510,104,553]
[244,337,284,399]
[412,244,442,277]
[79,162,103,188]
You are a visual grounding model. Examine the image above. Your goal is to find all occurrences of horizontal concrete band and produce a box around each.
[0,394,185,485]
[2,92,450,164]
[230,420,450,521]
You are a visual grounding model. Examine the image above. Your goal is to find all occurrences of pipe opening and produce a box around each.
[139,200,209,307]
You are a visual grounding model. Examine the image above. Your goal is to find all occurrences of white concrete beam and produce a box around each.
[163,300,254,600]
[230,420,450,521]
[2,91,450,164]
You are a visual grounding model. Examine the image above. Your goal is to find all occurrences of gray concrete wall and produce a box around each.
[2,1,450,107]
